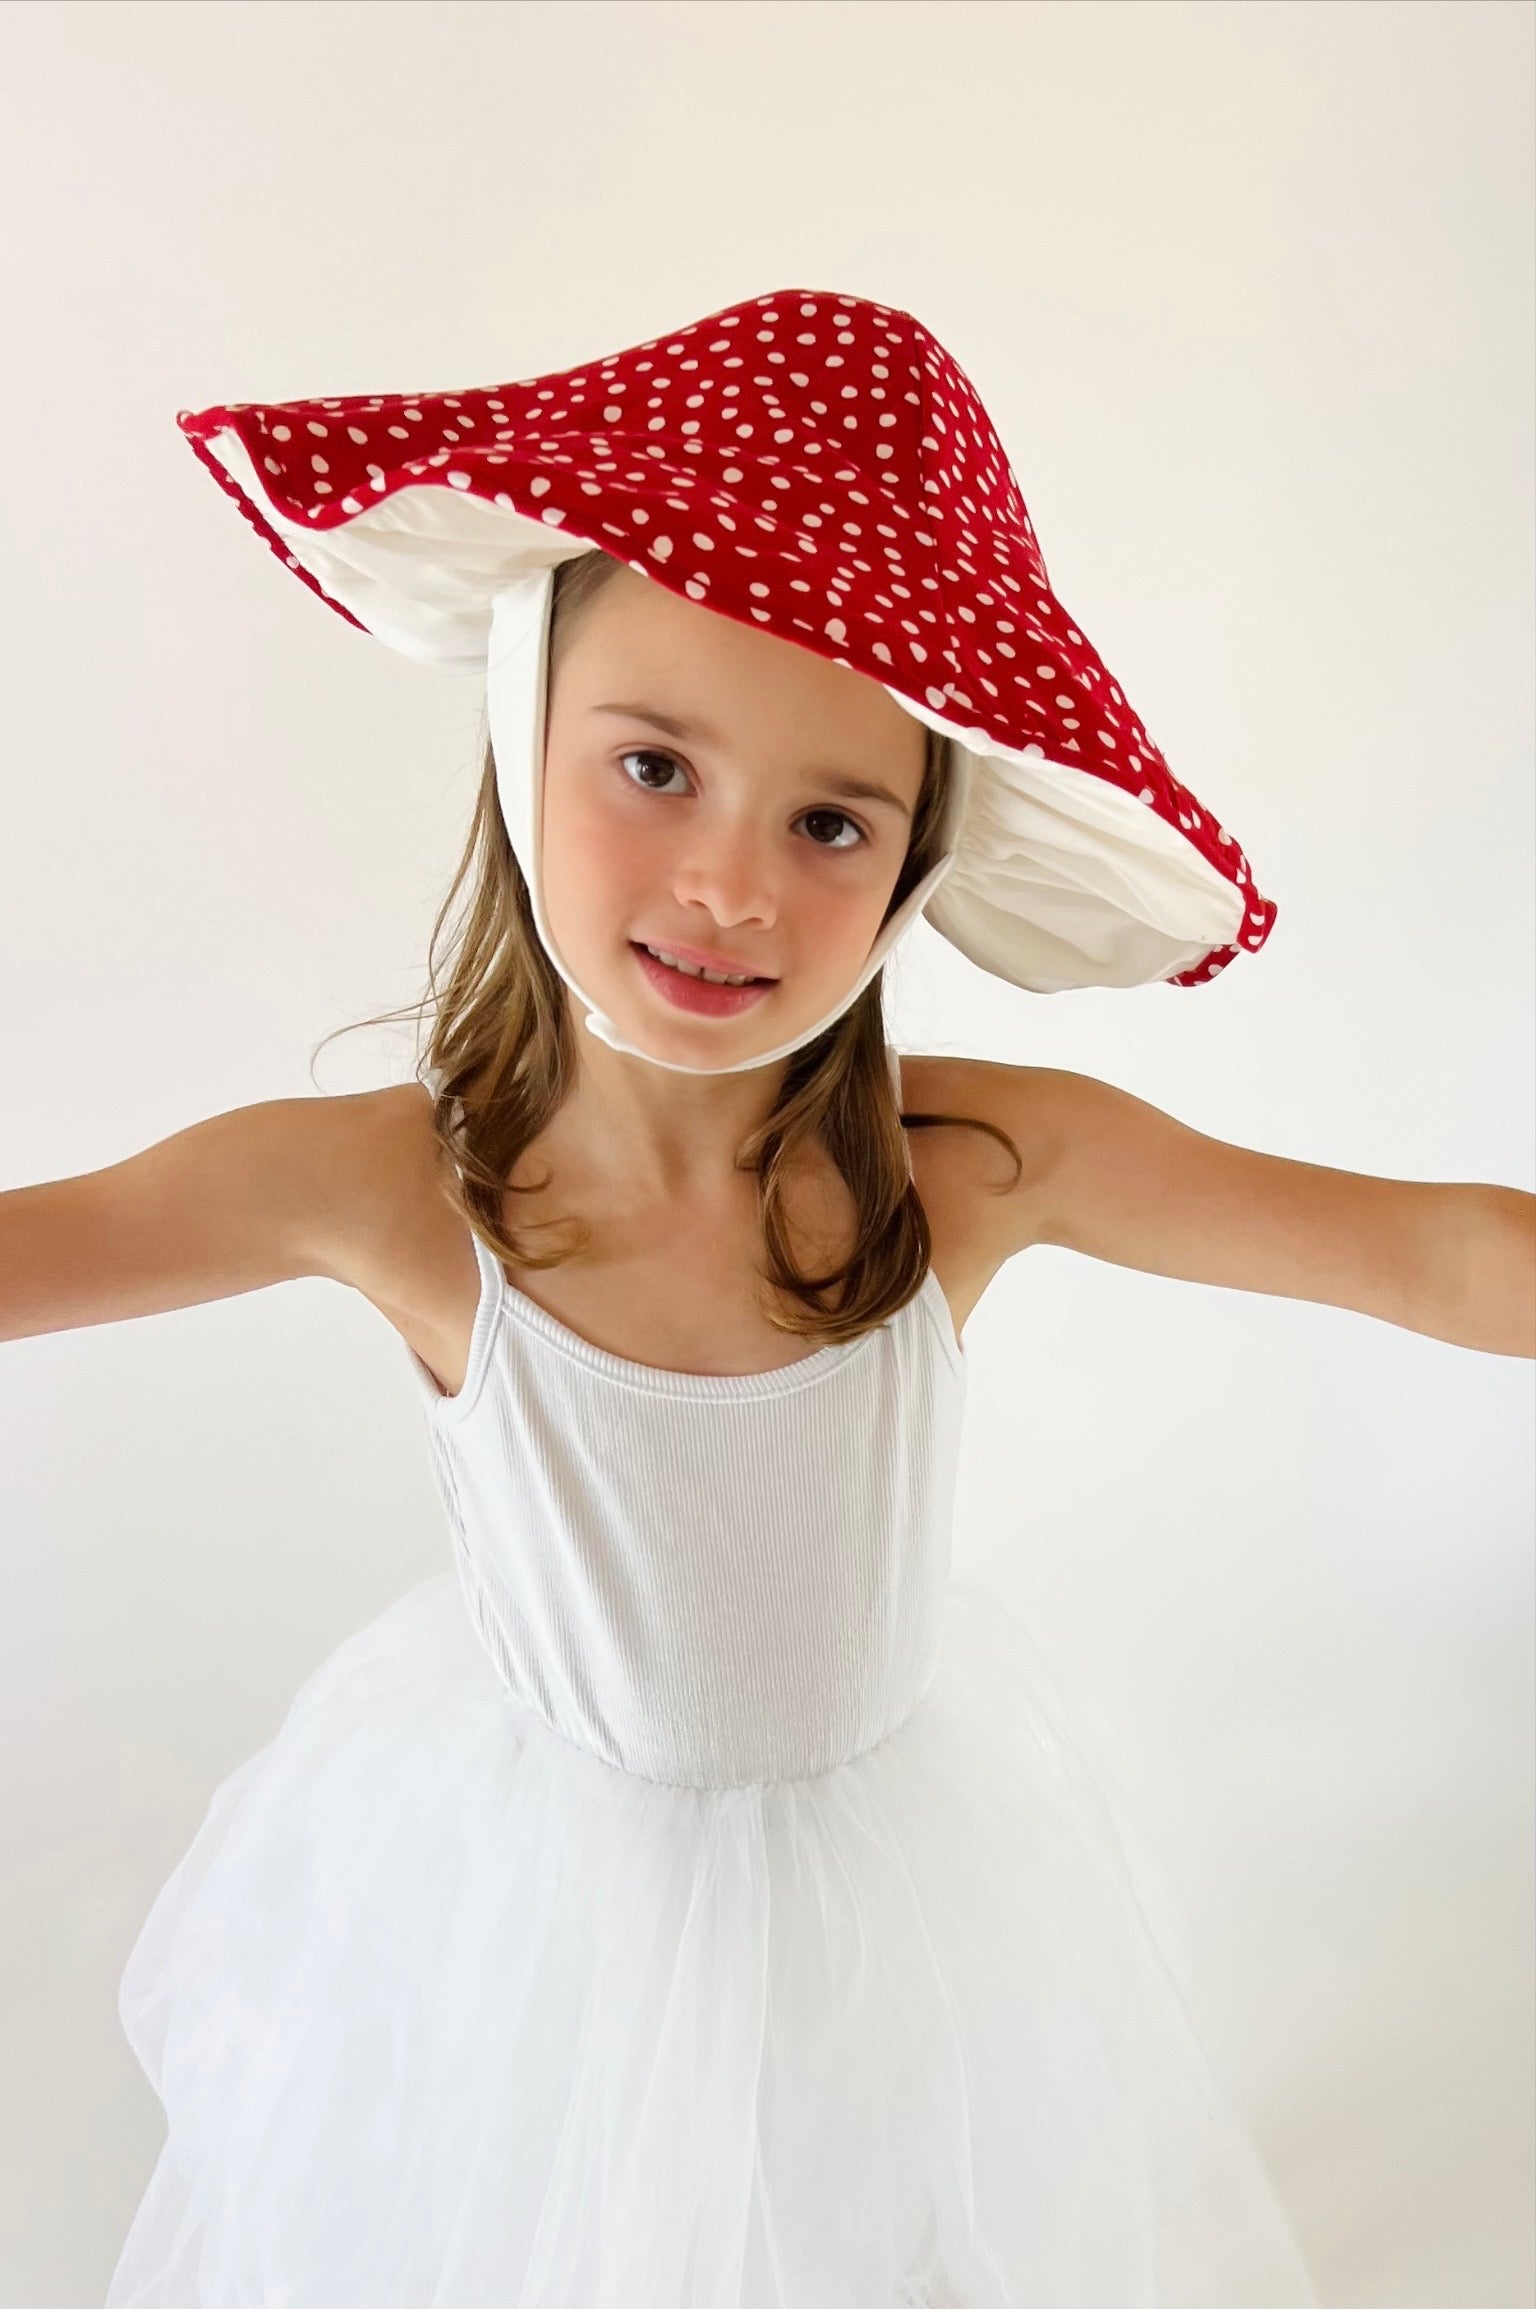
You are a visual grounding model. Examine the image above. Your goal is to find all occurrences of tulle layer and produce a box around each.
[106,1573,1318,2309]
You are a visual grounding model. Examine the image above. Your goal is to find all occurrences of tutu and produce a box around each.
[106,1571,1317,2309]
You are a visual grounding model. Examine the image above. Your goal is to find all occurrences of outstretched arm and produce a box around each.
[951,1061,1536,1359]
[0,1090,413,1346]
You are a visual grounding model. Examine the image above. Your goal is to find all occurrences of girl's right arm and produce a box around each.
[0,1092,401,1344]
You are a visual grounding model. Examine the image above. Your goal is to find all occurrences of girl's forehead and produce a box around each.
[555,563,926,747]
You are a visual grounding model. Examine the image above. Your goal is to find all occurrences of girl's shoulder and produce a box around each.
[894,1054,1071,1327]
[301,1083,483,1389]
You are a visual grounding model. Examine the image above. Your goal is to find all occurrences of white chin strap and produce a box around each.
[486,573,968,1078]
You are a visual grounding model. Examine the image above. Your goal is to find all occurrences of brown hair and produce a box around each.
[315,549,1021,1346]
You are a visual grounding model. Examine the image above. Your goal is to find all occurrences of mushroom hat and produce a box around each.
[177,287,1275,1075]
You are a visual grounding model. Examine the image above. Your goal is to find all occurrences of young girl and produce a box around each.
[11,289,1528,2308]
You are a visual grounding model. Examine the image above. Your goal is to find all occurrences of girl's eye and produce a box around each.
[798,808,864,851]
[616,749,866,851]
[619,747,689,795]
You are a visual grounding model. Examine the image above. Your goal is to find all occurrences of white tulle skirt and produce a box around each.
[105,1573,1319,2309]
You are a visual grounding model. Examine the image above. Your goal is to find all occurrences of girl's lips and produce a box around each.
[630,942,776,1018]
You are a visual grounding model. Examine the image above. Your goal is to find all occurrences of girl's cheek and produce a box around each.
[546,764,631,872]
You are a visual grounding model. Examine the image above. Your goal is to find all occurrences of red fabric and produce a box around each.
[178,287,1274,983]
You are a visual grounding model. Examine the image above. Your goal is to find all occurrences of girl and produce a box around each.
[9,288,1530,2308]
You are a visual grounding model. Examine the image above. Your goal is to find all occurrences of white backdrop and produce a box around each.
[1,4,1531,2304]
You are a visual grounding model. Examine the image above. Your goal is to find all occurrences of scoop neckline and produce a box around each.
[419,1232,962,1420]
[495,1253,915,1400]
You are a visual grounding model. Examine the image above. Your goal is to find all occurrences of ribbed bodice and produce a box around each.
[403,1232,967,1790]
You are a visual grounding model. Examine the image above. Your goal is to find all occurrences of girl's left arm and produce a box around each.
[961,1063,1536,1359]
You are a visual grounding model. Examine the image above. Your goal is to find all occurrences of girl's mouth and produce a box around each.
[630,942,777,1018]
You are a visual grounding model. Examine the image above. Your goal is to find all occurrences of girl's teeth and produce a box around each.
[645,945,756,986]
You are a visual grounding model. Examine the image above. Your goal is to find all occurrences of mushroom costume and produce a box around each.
[177,287,1274,1075]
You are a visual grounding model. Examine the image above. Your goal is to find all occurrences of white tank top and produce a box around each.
[403,1056,966,1791]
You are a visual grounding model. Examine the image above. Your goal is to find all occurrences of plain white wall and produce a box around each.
[1,3,1531,2303]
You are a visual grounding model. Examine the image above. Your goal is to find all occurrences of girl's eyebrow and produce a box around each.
[591,702,914,819]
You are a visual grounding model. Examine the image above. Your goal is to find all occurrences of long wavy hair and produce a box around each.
[315,549,1022,1347]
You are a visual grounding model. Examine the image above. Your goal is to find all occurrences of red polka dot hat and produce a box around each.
[178,287,1275,1074]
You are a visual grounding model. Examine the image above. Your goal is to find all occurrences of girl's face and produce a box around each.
[540,566,930,1066]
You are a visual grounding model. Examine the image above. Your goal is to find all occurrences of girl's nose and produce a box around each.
[668,825,779,931]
